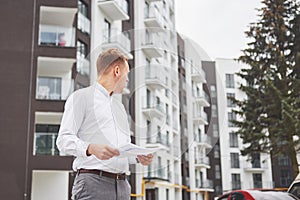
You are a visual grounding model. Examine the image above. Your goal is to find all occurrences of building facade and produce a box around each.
[215,58,274,192]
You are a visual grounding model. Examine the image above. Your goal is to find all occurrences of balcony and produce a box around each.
[78,12,90,35]
[193,111,208,125]
[193,92,210,107]
[40,6,77,27]
[191,66,206,83]
[102,28,133,59]
[195,179,214,191]
[76,54,90,76]
[145,164,167,181]
[141,33,163,58]
[39,25,75,47]
[97,0,129,21]
[142,102,165,120]
[146,133,169,150]
[36,57,75,100]
[145,65,167,90]
[34,132,59,156]
[144,5,164,29]
[194,134,212,149]
[242,160,268,173]
[194,157,210,169]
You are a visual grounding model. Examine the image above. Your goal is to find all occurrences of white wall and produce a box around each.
[31,170,69,200]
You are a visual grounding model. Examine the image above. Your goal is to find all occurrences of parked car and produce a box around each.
[217,189,299,200]
[288,173,300,199]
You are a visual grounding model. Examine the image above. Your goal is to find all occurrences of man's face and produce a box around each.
[114,61,129,94]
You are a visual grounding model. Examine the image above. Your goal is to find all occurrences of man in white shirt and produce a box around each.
[56,48,153,200]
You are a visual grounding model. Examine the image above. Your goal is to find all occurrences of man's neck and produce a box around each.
[97,78,114,96]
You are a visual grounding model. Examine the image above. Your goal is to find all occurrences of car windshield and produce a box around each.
[250,191,298,200]
[289,182,300,199]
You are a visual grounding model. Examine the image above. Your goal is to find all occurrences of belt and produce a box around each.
[78,169,126,180]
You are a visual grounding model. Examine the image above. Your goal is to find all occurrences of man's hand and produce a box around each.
[137,154,154,166]
[87,144,120,160]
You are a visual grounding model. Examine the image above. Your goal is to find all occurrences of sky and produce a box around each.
[175,0,262,60]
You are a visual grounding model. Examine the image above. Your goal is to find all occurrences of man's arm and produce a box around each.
[56,93,89,158]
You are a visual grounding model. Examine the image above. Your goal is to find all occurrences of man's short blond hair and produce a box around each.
[97,48,128,75]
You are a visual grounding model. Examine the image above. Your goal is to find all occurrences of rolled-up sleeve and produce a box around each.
[56,92,90,158]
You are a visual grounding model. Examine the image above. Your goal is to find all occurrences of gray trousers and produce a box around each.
[72,173,131,200]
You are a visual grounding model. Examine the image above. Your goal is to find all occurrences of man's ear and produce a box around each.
[114,65,120,77]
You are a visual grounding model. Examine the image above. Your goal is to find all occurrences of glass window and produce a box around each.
[103,19,111,42]
[278,154,291,166]
[210,85,216,97]
[78,0,88,17]
[77,40,87,57]
[34,124,60,155]
[212,104,217,117]
[226,74,235,88]
[253,173,262,188]
[280,170,293,187]
[36,77,62,100]
[227,93,236,107]
[229,132,238,147]
[251,153,261,168]
[231,174,241,190]
[230,153,240,168]
[215,165,221,179]
[228,112,237,127]
[214,145,220,158]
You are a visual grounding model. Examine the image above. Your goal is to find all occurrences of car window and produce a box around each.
[230,193,245,200]
[218,194,229,200]
[289,182,300,198]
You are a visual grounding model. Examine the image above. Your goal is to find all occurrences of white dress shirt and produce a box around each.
[56,82,136,173]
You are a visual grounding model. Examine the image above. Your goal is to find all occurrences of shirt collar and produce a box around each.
[95,82,110,98]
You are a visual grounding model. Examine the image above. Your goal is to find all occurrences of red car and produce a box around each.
[217,189,299,200]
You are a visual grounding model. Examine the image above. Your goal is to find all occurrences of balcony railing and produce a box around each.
[102,28,132,58]
[242,160,268,172]
[77,54,90,76]
[36,77,74,100]
[78,12,90,35]
[39,25,75,47]
[141,32,163,58]
[146,164,166,180]
[193,111,208,125]
[144,5,164,29]
[194,134,211,146]
[195,179,213,189]
[191,66,206,83]
[33,132,59,156]
[147,132,169,146]
[195,157,210,167]
[145,65,167,89]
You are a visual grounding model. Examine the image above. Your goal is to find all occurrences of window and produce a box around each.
[36,77,62,100]
[78,0,88,17]
[215,165,221,179]
[228,112,237,127]
[229,132,238,147]
[34,124,60,155]
[231,174,241,190]
[253,173,262,188]
[166,188,169,200]
[214,145,220,158]
[77,40,87,57]
[213,123,219,137]
[146,120,151,143]
[278,154,291,166]
[227,93,235,107]
[226,74,235,88]
[280,170,293,187]
[210,85,216,97]
[212,105,217,117]
[230,192,244,200]
[103,19,111,42]
[251,153,261,168]
[146,89,151,108]
[230,153,240,168]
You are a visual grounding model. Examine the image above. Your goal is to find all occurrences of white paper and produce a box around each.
[118,143,162,157]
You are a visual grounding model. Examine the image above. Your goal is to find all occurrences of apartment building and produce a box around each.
[131,0,182,199]
[202,60,223,199]
[215,58,273,192]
